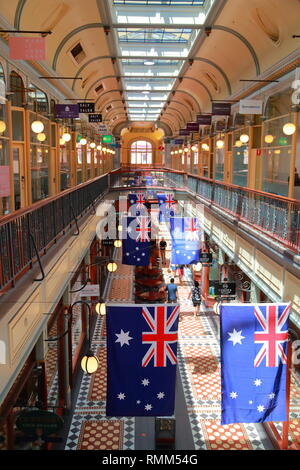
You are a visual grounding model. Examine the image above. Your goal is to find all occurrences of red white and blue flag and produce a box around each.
[221,303,290,424]
[106,304,180,416]
[122,216,151,266]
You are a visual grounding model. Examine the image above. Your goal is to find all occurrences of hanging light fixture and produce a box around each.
[191,145,198,152]
[283,122,296,136]
[202,143,209,151]
[184,146,189,152]
[174,150,178,154]
[96,300,106,316]
[90,142,96,149]
[118,224,123,232]
[59,137,65,146]
[107,261,118,272]
[170,151,174,155]
[62,132,71,142]
[81,351,99,374]
[235,140,242,147]
[31,120,44,134]
[114,239,122,248]
[194,262,202,272]
[264,134,274,144]
[37,132,46,142]
[97,145,102,151]
[179,149,183,154]
[216,139,224,149]
[0,120,6,133]
[240,133,250,144]
[80,137,87,145]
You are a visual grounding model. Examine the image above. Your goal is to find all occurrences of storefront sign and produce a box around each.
[200,252,213,264]
[88,113,102,123]
[197,114,212,125]
[186,122,199,132]
[212,102,231,116]
[102,239,114,246]
[16,410,63,436]
[239,99,263,115]
[78,102,95,113]
[0,166,11,197]
[55,104,79,119]
[79,285,100,297]
[9,37,45,61]
[213,282,236,296]
[174,139,184,144]
[179,129,190,136]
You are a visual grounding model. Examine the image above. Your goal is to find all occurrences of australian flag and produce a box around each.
[122,216,151,266]
[106,304,180,416]
[170,217,200,265]
[220,303,290,424]
[157,193,176,222]
[128,193,147,217]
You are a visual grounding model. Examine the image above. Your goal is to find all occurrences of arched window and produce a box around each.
[28,83,48,113]
[10,71,25,107]
[130,140,152,165]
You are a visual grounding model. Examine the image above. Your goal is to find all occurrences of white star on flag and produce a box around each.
[230,392,238,399]
[115,329,133,347]
[257,405,265,413]
[254,379,262,387]
[227,329,245,346]
[118,393,125,400]
[136,400,141,405]
[142,379,150,386]
[269,393,276,399]
[157,392,165,399]
[145,404,152,411]
[249,400,253,405]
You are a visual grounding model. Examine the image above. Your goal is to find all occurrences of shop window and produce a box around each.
[130,140,152,165]
[31,146,49,202]
[264,89,293,120]
[10,71,25,108]
[28,84,48,114]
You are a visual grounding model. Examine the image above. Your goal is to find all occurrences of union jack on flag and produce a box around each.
[254,304,289,367]
[185,217,199,241]
[136,216,151,242]
[142,305,179,367]
[135,193,146,208]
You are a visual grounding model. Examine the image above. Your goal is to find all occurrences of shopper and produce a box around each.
[165,278,178,304]
[159,237,167,265]
[188,280,202,319]
[176,264,185,283]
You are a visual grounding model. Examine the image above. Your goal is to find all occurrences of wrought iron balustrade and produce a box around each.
[0,174,109,291]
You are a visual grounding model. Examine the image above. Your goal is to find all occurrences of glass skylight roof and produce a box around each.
[110,0,213,124]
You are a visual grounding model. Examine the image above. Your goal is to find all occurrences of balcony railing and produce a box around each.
[183,173,300,252]
[0,174,109,292]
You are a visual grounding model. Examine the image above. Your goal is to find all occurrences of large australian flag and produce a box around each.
[220,302,290,424]
[122,216,151,266]
[157,193,176,222]
[128,193,147,217]
[106,304,180,416]
[170,217,200,265]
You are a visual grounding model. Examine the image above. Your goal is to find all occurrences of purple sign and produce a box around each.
[186,122,199,132]
[174,139,184,144]
[212,102,231,116]
[197,114,212,125]
[55,104,79,119]
[179,129,190,136]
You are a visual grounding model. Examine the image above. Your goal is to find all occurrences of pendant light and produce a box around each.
[216,139,224,149]
[96,300,106,316]
[80,137,87,145]
[107,261,118,272]
[90,142,96,149]
[37,132,46,142]
[114,239,122,248]
[81,351,99,374]
[283,122,296,136]
[264,134,274,144]
[235,140,242,147]
[240,133,249,144]
[31,120,44,134]
[0,121,6,133]
[62,132,71,142]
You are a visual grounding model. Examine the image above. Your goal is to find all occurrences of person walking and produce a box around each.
[159,237,167,265]
[176,264,185,283]
[165,278,178,304]
[188,280,202,319]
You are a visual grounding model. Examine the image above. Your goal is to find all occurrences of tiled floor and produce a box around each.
[63,223,300,451]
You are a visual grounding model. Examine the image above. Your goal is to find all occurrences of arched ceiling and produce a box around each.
[1,0,300,136]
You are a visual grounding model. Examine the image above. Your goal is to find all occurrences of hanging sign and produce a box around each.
[174,139,184,144]
[16,410,63,436]
[213,282,236,296]
[88,113,102,123]
[102,135,113,143]
[197,114,212,125]
[9,37,46,60]
[78,102,95,113]
[186,122,199,132]
[200,252,213,264]
[179,129,190,136]
[212,102,231,116]
[239,99,263,115]
[55,104,79,119]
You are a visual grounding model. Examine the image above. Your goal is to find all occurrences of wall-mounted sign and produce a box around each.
[197,114,212,125]
[186,122,199,132]
[79,285,100,297]
[78,102,95,113]
[55,104,79,119]
[212,102,231,116]
[0,166,11,197]
[16,410,63,436]
[239,99,263,115]
[88,113,102,123]
[9,37,45,61]
[102,135,113,143]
